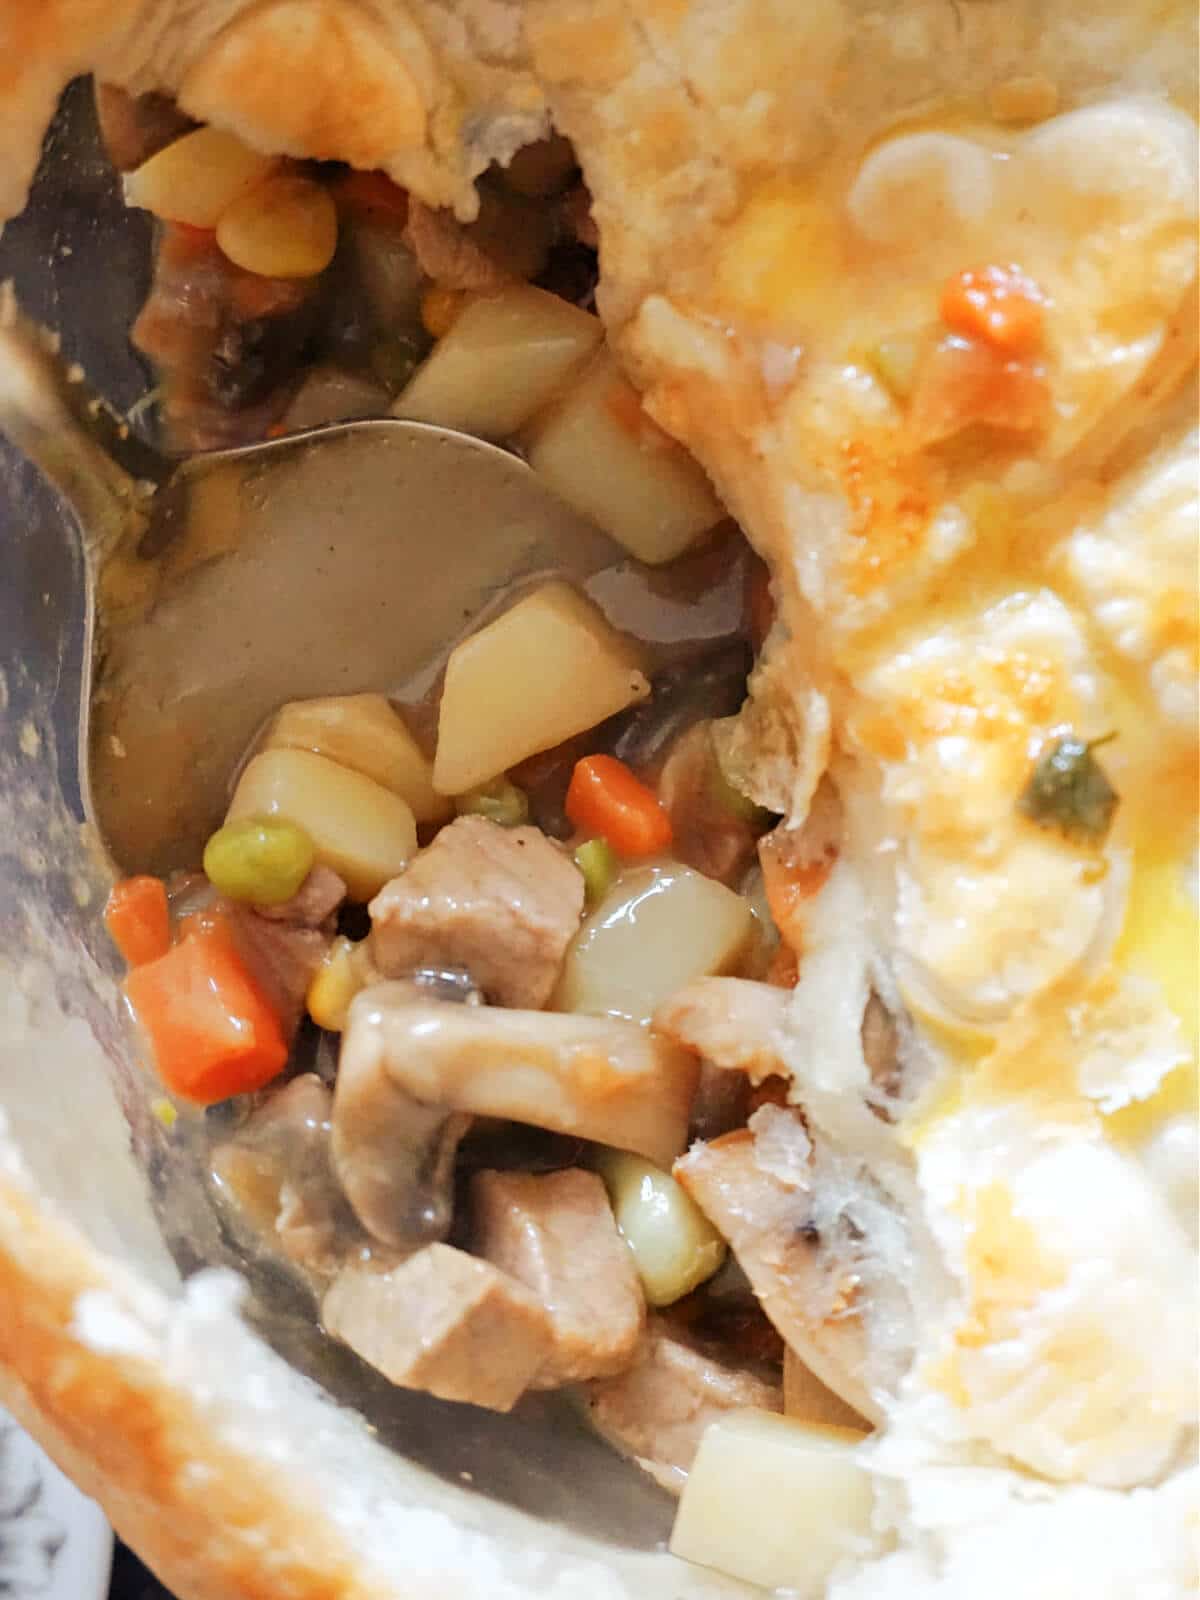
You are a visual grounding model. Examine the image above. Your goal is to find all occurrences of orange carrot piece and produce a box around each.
[939,264,1044,355]
[104,876,170,969]
[124,917,288,1105]
[565,754,673,858]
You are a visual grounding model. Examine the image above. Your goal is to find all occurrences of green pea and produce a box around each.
[573,836,617,905]
[455,776,530,829]
[203,815,316,906]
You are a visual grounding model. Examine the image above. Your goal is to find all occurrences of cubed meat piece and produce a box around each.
[405,192,552,291]
[587,1319,782,1493]
[227,908,331,1036]
[471,1168,644,1385]
[210,1075,360,1280]
[675,1127,883,1424]
[93,84,195,171]
[321,1243,554,1412]
[255,864,346,927]
[368,815,584,1009]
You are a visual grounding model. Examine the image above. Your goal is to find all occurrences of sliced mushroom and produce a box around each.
[331,974,478,1248]
[338,981,698,1179]
[675,1126,885,1426]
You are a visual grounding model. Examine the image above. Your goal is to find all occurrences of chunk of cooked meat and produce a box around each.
[368,815,584,1009]
[471,1168,644,1385]
[321,1243,554,1413]
[586,1318,782,1494]
[341,983,697,1169]
[254,864,346,927]
[674,1127,883,1425]
[654,976,790,1084]
[210,1074,358,1280]
[93,84,196,171]
[226,904,332,1037]
[131,223,320,451]
[404,190,553,291]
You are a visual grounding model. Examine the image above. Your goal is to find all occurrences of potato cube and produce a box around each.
[228,748,416,902]
[433,582,648,796]
[395,285,603,438]
[263,694,449,823]
[670,1410,875,1594]
[556,865,755,1025]
[526,350,723,564]
[123,126,278,228]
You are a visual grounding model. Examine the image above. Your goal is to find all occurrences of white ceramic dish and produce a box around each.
[0,1408,113,1600]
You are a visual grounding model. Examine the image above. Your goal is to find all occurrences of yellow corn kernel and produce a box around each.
[152,1097,178,1131]
[307,936,368,1032]
[217,174,339,279]
[420,285,470,339]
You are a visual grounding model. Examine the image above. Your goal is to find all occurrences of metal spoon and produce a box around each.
[0,295,623,876]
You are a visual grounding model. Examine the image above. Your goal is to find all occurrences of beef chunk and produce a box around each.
[225,871,343,1035]
[587,1319,782,1493]
[472,1168,644,1385]
[368,816,583,1009]
[254,864,346,927]
[94,84,195,172]
[210,1074,358,1280]
[321,1243,553,1412]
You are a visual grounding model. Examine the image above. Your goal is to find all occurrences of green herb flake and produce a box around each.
[1017,734,1119,846]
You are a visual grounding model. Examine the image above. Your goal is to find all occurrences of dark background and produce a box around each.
[109,1541,175,1600]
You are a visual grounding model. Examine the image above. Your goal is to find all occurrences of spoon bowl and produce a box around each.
[0,298,620,874]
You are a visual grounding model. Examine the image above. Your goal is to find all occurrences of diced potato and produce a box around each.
[556,864,755,1025]
[228,749,417,902]
[526,350,723,564]
[670,1410,875,1594]
[262,694,450,823]
[597,1150,726,1307]
[433,582,648,796]
[395,285,603,438]
[123,126,278,227]
[216,174,339,278]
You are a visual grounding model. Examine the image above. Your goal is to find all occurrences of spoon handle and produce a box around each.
[0,283,148,560]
